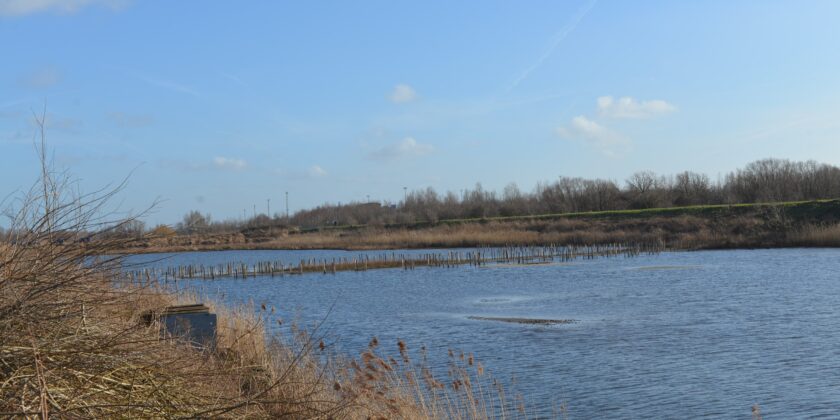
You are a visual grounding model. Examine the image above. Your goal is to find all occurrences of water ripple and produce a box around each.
[127,248,840,418]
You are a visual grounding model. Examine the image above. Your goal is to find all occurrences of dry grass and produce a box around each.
[132,205,840,254]
[787,223,840,247]
[0,123,319,417]
[122,214,775,253]
[2,257,540,418]
[118,197,840,254]
[0,123,549,419]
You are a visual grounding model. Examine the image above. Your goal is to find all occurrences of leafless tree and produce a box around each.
[191,158,840,229]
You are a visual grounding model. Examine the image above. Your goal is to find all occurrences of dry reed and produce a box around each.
[0,117,552,419]
[118,208,839,254]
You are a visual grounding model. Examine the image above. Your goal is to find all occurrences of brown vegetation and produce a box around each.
[785,223,840,247]
[91,157,840,254]
[118,201,840,254]
[0,125,547,418]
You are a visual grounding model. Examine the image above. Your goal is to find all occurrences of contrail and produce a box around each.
[506,0,597,93]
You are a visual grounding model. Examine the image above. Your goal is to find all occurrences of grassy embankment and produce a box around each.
[129,199,840,253]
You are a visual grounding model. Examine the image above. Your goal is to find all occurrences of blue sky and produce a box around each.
[2,0,839,225]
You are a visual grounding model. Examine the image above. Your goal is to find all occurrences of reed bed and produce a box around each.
[787,223,840,247]
[130,221,659,252]
[120,205,838,254]
[123,242,667,282]
[1,127,557,418]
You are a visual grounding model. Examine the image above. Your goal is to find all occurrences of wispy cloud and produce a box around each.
[1,99,28,109]
[0,130,27,144]
[212,156,247,171]
[159,156,248,172]
[0,108,23,119]
[220,71,248,88]
[556,115,628,157]
[507,0,597,92]
[368,137,434,161]
[55,152,130,166]
[308,165,327,177]
[274,165,329,180]
[738,114,840,144]
[134,74,200,97]
[0,0,129,17]
[597,96,676,119]
[390,84,417,104]
[30,112,82,133]
[19,67,61,88]
[107,111,154,128]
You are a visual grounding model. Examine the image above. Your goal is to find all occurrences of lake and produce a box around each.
[127,248,840,418]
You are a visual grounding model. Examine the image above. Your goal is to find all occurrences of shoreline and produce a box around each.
[113,200,840,255]
[113,241,840,256]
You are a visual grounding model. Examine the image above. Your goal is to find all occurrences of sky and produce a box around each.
[2,0,840,225]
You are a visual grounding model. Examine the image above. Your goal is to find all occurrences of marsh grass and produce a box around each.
[120,197,840,254]
[120,215,800,254]
[0,122,550,418]
[787,223,840,247]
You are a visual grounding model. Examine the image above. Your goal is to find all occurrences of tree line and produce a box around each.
[286,158,840,228]
[87,157,839,236]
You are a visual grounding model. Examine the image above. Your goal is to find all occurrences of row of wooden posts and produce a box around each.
[121,243,666,284]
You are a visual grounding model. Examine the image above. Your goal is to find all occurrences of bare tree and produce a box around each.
[672,171,711,206]
[178,210,211,233]
[626,171,666,208]
[206,158,840,229]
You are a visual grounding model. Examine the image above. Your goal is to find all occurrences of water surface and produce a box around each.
[128,248,840,418]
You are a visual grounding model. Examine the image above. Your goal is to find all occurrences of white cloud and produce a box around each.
[308,165,327,177]
[597,96,676,119]
[0,0,128,16]
[368,137,434,161]
[389,84,416,104]
[212,157,247,171]
[556,115,628,157]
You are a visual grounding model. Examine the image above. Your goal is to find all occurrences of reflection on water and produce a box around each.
[127,248,840,418]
